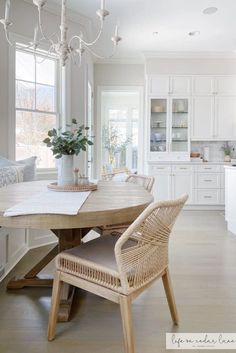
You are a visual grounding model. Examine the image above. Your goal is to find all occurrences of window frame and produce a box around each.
[9,33,61,173]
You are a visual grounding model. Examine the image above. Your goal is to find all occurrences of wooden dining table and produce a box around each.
[0,180,153,321]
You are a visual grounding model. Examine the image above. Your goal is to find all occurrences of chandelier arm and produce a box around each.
[80,19,104,47]
[38,6,56,47]
[85,43,117,60]
[4,27,13,46]
[68,20,104,49]
[35,44,55,64]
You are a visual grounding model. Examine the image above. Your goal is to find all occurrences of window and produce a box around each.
[101,91,140,173]
[15,49,58,168]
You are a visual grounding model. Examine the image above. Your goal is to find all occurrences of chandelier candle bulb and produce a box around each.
[33,25,39,43]
[101,0,105,10]
[61,0,66,27]
[115,24,119,37]
[5,0,10,22]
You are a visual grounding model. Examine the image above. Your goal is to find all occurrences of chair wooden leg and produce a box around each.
[48,271,63,341]
[162,268,179,325]
[119,295,135,353]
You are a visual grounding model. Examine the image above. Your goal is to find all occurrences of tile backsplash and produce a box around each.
[191,141,236,161]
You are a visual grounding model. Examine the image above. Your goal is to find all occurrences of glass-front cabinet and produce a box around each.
[149,97,190,160]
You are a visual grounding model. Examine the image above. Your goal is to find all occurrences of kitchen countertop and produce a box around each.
[147,161,232,165]
[224,165,236,169]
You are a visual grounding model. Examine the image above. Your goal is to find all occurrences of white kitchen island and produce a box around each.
[225,166,236,235]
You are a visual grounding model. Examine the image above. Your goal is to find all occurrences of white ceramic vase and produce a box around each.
[57,155,74,186]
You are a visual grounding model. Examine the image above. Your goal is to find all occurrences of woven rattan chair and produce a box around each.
[48,194,188,353]
[125,174,154,192]
[96,174,155,236]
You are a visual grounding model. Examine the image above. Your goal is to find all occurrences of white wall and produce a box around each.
[145,57,236,75]
[95,63,144,86]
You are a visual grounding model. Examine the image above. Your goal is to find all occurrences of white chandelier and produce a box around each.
[0,0,122,66]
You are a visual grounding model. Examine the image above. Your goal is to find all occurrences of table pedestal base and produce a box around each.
[7,228,91,322]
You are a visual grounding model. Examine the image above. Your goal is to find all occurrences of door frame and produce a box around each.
[96,85,144,178]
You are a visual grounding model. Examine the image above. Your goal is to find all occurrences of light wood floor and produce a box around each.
[0,211,236,353]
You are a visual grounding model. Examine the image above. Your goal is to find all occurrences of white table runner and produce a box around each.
[4,190,91,217]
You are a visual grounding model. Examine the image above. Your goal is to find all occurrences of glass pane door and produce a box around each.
[171,98,189,152]
[150,98,167,152]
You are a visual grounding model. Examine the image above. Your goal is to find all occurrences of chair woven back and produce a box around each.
[125,174,154,192]
[115,194,188,294]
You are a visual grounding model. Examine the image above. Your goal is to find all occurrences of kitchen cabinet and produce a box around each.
[148,76,170,95]
[192,76,214,95]
[148,74,236,144]
[149,162,225,208]
[192,75,236,141]
[172,170,194,204]
[194,164,224,205]
[171,76,192,95]
[193,76,236,96]
[149,97,190,161]
[192,96,214,140]
[216,76,236,95]
[149,165,171,201]
[148,75,191,96]
[215,96,236,140]
[149,164,193,205]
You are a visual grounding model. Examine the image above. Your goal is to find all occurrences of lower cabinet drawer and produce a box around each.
[195,189,221,204]
[196,173,221,189]
[149,165,171,173]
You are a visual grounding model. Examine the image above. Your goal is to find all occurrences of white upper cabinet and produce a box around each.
[215,96,236,140]
[192,96,214,140]
[193,76,214,95]
[171,76,192,95]
[148,76,170,95]
[148,75,192,95]
[215,76,236,95]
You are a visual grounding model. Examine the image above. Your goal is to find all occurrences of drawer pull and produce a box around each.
[204,179,213,182]
[204,196,212,199]
[179,167,188,170]
[204,167,213,170]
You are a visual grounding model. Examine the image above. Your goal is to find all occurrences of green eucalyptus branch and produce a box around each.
[43,119,93,159]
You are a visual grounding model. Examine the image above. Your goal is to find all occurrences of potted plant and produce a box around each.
[221,142,231,162]
[43,119,93,186]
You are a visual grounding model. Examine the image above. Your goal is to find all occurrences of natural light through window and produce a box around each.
[15,49,58,168]
[101,91,140,173]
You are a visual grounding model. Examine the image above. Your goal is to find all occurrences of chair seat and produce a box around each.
[56,235,137,293]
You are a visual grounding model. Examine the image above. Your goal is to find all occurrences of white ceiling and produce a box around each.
[52,0,236,60]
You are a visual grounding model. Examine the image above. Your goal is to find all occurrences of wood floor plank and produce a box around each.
[0,210,236,353]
